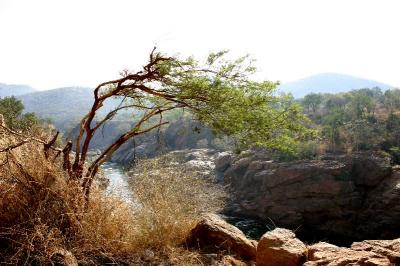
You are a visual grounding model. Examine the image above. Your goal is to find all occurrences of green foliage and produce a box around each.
[0,96,38,130]
[388,147,400,164]
[344,118,383,151]
[0,96,24,127]
[274,140,321,161]
[301,87,400,154]
[386,112,400,132]
[348,89,375,119]
[384,89,400,111]
[322,107,345,151]
[302,93,323,113]
[144,51,316,154]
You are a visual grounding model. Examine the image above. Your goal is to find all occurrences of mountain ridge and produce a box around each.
[278,72,394,98]
[1,72,395,129]
[0,83,37,97]
[15,86,122,131]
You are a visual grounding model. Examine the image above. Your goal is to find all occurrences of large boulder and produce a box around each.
[186,214,257,261]
[304,242,391,266]
[256,228,307,266]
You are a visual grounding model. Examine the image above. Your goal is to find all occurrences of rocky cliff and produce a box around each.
[216,150,400,244]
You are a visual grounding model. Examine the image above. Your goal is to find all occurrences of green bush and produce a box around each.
[0,96,39,130]
[389,147,400,164]
[274,140,322,161]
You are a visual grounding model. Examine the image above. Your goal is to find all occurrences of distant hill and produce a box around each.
[8,73,395,130]
[278,73,393,98]
[0,83,36,97]
[17,87,120,131]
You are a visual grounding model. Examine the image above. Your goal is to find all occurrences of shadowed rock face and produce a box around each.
[218,150,400,244]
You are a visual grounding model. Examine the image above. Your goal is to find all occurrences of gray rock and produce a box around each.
[215,151,233,172]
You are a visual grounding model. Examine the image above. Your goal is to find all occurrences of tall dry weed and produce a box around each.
[128,155,226,248]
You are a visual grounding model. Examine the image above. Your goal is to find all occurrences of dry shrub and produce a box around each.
[0,131,139,264]
[0,130,227,264]
[0,131,81,264]
[72,193,138,264]
[128,155,226,248]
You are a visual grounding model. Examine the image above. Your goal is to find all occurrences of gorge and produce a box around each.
[102,147,400,247]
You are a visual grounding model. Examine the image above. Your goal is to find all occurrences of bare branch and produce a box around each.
[62,141,73,178]
[0,124,62,152]
[44,131,59,159]
[0,139,31,152]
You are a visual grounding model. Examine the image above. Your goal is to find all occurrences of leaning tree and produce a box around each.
[1,48,313,202]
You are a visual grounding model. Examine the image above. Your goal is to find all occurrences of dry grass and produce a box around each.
[0,129,226,265]
[128,155,226,248]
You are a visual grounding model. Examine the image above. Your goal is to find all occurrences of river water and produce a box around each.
[102,162,135,204]
[101,163,268,240]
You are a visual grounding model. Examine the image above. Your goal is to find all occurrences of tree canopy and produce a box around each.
[300,88,400,158]
[0,96,38,130]
[0,49,315,201]
[69,49,314,198]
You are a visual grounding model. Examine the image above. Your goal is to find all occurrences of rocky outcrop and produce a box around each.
[168,149,219,177]
[305,241,392,266]
[215,152,233,172]
[187,216,400,266]
[256,228,307,266]
[186,214,257,261]
[351,239,400,264]
[218,150,400,242]
[255,229,399,266]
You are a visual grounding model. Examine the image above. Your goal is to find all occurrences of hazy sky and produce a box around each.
[1,0,400,90]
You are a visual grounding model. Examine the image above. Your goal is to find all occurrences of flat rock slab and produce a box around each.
[305,242,392,266]
[351,239,400,264]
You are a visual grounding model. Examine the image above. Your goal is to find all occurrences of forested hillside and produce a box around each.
[299,88,400,162]
[17,87,122,131]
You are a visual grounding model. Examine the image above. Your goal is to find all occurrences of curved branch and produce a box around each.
[0,124,62,152]
[0,139,31,152]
